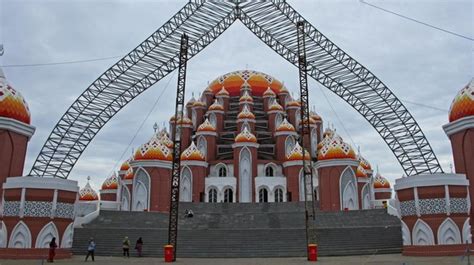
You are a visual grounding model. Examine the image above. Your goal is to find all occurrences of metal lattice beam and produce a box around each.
[168,34,188,260]
[30,0,442,179]
[296,21,316,246]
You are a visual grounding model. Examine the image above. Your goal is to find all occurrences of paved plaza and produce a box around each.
[0,254,468,265]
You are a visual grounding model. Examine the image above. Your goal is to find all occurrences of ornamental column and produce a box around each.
[232,128,259,202]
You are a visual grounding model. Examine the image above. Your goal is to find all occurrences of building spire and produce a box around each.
[153,122,159,133]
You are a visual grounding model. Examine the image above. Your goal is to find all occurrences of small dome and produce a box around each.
[181,142,205,161]
[299,117,317,127]
[374,174,391,189]
[204,86,213,94]
[268,101,284,111]
[193,99,206,108]
[0,68,31,124]
[286,142,311,161]
[239,91,253,103]
[216,87,230,97]
[317,135,356,160]
[120,158,131,171]
[358,155,372,171]
[263,87,276,97]
[449,79,474,122]
[235,127,257,143]
[208,99,224,111]
[355,164,368,178]
[276,118,295,132]
[237,105,255,120]
[102,173,119,190]
[170,113,193,126]
[286,99,301,107]
[79,181,98,201]
[124,168,134,180]
[310,111,322,123]
[134,134,173,161]
[186,97,196,107]
[197,118,216,132]
[208,70,284,96]
[279,85,289,94]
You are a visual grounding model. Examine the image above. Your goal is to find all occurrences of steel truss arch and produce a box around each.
[30,0,442,178]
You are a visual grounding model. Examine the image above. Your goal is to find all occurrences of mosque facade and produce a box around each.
[0,68,472,257]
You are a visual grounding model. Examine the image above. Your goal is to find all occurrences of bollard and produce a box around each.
[308,244,318,261]
[164,244,174,262]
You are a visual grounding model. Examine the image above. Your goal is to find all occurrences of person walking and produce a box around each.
[122,236,130,258]
[135,237,143,257]
[85,238,96,262]
[47,237,57,262]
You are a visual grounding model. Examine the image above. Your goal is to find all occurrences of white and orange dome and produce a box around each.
[355,164,368,178]
[300,117,317,127]
[286,142,311,161]
[358,155,372,171]
[193,99,206,108]
[286,99,301,108]
[208,99,224,111]
[124,168,134,180]
[120,158,131,171]
[374,174,391,189]
[276,118,295,132]
[134,134,173,161]
[263,87,276,97]
[197,118,216,132]
[79,181,98,201]
[216,87,230,97]
[170,114,193,126]
[181,142,205,161]
[186,97,196,107]
[268,101,284,111]
[208,70,285,97]
[449,79,474,122]
[317,135,356,160]
[239,91,253,103]
[237,105,255,120]
[235,127,257,143]
[101,173,119,190]
[310,111,322,123]
[0,68,31,124]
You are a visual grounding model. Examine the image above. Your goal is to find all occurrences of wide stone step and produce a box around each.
[73,203,402,258]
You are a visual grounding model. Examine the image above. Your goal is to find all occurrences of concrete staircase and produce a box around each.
[72,202,401,257]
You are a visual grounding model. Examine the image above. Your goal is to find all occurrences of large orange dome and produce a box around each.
[208,70,284,97]
[449,79,474,122]
[134,133,173,161]
[317,134,356,160]
[0,69,31,124]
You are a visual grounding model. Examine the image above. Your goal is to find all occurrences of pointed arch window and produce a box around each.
[224,188,233,203]
[208,188,217,203]
[275,188,284,202]
[259,188,269,203]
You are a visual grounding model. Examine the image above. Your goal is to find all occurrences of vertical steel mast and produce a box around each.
[296,21,317,246]
[168,33,189,261]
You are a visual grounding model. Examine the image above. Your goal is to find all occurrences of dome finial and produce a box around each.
[87,176,91,183]
[153,122,159,133]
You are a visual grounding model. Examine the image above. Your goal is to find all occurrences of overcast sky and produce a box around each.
[1,0,472,191]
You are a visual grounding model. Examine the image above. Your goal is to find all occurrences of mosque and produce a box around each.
[77,70,391,212]
[0,67,473,258]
